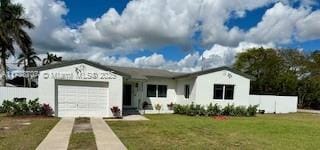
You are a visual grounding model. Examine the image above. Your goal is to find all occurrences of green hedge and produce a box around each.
[0,98,54,116]
[174,103,258,117]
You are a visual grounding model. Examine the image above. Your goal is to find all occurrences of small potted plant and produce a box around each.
[167,102,174,110]
[110,106,121,118]
[155,103,162,114]
[142,101,149,110]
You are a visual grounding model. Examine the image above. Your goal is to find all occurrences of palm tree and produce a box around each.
[17,49,40,70]
[0,0,34,86]
[17,48,40,87]
[42,52,62,65]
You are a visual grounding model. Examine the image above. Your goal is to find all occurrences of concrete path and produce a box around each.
[91,118,127,150]
[298,109,320,114]
[105,115,149,121]
[36,118,75,150]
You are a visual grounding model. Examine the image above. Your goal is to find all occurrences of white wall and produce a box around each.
[175,77,196,105]
[141,77,176,113]
[38,63,123,117]
[249,95,297,113]
[194,70,251,107]
[0,87,38,104]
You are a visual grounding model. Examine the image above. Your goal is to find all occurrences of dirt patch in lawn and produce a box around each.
[73,117,92,133]
[0,115,59,149]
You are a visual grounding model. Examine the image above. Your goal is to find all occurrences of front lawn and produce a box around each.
[0,113,59,149]
[108,113,320,150]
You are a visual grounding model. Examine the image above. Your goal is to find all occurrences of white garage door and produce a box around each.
[57,81,108,117]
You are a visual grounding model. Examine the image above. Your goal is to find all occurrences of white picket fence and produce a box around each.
[0,87,38,104]
[249,95,298,113]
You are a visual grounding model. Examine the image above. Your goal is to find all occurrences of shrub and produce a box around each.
[222,104,235,116]
[28,98,41,114]
[207,103,221,116]
[234,106,247,116]
[174,104,186,114]
[199,106,206,116]
[247,105,258,116]
[195,104,201,116]
[0,105,3,113]
[1,98,52,116]
[2,100,14,115]
[41,104,54,116]
[18,100,30,115]
[186,102,197,116]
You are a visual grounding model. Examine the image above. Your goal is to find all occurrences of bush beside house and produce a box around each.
[174,103,258,117]
[0,98,54,116]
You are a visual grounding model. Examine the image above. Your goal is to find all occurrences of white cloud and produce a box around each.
[8,0,320,72]
[246,3,309,44]
[296,10,320,41]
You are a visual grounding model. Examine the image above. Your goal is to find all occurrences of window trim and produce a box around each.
[213,84,224,99]
[213,84,235,100]
[184,84,190,99]
[224,85,234,100]
[157,85,167,98]
[147,84,157,97]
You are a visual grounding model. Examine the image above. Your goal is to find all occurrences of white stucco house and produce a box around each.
[20,59,296,117]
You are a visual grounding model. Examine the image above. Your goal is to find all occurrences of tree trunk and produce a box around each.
[0,51,7,86]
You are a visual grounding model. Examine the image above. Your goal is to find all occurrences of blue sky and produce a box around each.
[61,0,320,60]
[13,0,320,72]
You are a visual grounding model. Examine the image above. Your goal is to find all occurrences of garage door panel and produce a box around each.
[57,82,109,117]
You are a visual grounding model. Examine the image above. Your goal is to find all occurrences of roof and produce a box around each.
[27,59,130,77]
[27,59,185,80]
[108,66,185,80]
[173,66,256,80]
[27,59,255,80]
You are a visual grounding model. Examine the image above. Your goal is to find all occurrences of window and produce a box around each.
[147,84,157,97]
[184,85,190,99]
[158,85,167,97]
[214,84,224,99]
[224,85,234,100]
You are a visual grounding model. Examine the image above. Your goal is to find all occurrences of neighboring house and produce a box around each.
[23,59,296,117]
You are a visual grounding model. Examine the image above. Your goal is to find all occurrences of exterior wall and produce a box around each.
[175,77,196,105]
[140,77,176,114]
[0,87,38,104]
[249,95,298,113]
[194,70,250,107]
[37,63,123,117]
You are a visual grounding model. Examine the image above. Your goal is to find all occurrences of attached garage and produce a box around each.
[56,80,109,117]
[30,60,125,118]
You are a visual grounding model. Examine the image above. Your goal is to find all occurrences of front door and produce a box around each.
[123,84,132,106]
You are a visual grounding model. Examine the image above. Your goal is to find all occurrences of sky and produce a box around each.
[9,0,320,72]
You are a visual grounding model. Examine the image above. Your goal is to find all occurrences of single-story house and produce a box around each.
[24,59,296,117]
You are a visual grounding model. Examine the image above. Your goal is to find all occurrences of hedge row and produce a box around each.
[0,98,54,116]
[174,103,258,117]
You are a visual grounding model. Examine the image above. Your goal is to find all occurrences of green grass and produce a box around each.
[108,113,320,150]
[68,132,97,150]
[68,117,97,150]
[0,114,59,150]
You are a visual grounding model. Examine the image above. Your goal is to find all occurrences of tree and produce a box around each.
[234,47,283,95]
[17,48,40,70]
[234,48,320,109]
[17,49,40,87]
[42,52,62,65]
[0,0,34,86]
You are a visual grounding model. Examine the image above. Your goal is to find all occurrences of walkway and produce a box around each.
[298,109,320,114]
[36,118,75,150]
[91,118,127,150]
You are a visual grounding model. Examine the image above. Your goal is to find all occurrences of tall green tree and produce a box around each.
[0,0,34,86]
[17,49,40,70]
[42,52,62,65]
[234,47,283,94]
